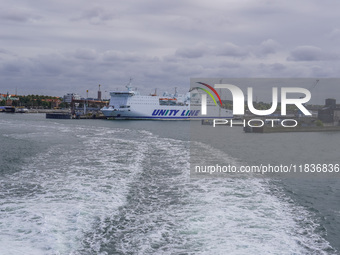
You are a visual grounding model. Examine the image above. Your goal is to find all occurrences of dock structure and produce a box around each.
[242,116,340,133]
[0,106,15,113]
[70,98,109,118]
[46,112,72,119]
[71,99,108,111]
[44,98,108,119]
[244,125,340,133]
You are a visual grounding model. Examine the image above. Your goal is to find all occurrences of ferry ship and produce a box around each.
[101,83,232,120]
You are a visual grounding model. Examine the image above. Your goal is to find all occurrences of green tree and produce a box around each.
[315,120,323,127]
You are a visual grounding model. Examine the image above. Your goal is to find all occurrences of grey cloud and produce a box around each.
[73,49,97,60]
[328,28,340,40]
[162,61,204,77]
[123,0,193,16]
[0,8,41,22]
[71,6,115,24]
[2,0,340,97]
[218,61,241,69]
[287,46,339,61]
[240,1,290,16]
[256,63,287,76]
[2,62,22,73]
[256,39,281,57]
[0,49,12,55]
[215,42,249,58]
[102,51,144,62]
[28,54,69,77]
[175,44,209,59]
[268,63,286,72]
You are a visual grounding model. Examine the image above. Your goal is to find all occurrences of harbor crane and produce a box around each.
[300,79,319,99]
[309,79,319,92]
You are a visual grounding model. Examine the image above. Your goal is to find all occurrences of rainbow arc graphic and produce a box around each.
[192,82,222,106]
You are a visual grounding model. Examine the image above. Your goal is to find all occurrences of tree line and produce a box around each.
[0,95,68,108]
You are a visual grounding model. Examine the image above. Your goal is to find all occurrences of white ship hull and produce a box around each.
[101,86,232,120]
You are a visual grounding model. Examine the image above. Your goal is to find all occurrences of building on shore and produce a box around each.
[42,98,62,108]
[63,93,81,103]
[0,93,19,106]
[318,98,340,125]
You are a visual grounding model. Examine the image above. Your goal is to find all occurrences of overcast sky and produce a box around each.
[1,0,340,101]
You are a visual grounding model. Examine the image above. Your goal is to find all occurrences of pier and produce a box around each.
[69,98,108,119]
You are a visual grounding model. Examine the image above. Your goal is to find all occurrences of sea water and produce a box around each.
[0,113,339,254]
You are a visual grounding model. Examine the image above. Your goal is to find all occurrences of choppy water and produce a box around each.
[0,113,339,254]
